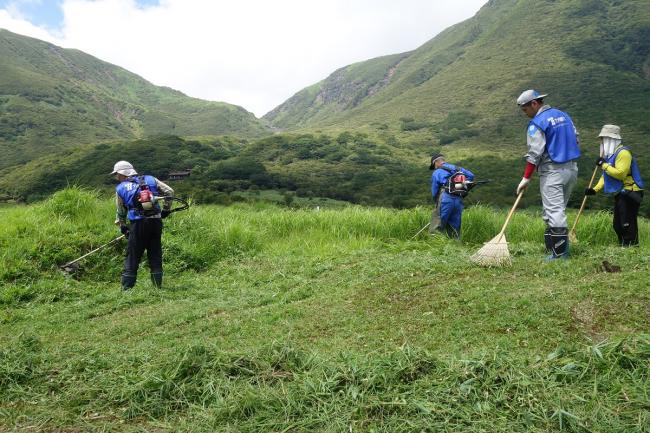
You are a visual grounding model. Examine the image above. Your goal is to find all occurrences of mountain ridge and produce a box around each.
[0,28,269,170]
[263,0,650,148]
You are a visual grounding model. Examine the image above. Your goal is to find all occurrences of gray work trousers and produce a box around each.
[539,161,578,228]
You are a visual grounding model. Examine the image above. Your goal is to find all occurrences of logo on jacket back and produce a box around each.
[548,116,567,127]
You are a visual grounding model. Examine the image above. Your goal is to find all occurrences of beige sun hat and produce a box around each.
[110,160,138,176]
[598,124,621,140]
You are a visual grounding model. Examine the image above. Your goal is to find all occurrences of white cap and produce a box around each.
[516,89,548,106]
[598,124,621,140]
[110,161,137,176]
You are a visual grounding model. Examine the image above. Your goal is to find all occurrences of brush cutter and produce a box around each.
[470,191,524,267]
[569,164,600,243]
[59,197,190,273]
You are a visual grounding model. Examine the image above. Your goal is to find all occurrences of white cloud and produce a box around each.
[0,7,60,41]
[1,0,488,117]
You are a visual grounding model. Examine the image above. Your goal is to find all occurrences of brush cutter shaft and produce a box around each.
[60,235,124,268]
[153,196,190,215]
[410,222,431,240]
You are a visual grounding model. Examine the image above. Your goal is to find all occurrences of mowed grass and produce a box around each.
[1,188,649,432]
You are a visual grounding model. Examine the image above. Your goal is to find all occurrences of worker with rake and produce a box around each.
[516,90,581,260]
[112,160,174,291]
[585,124,644,246]
[429,153,475,238]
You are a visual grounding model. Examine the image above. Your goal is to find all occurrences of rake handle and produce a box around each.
[570,164,600,235]
[497,192,524,239]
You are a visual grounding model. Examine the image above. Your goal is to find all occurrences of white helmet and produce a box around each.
[110,161,137,176]
[516,89,548,106]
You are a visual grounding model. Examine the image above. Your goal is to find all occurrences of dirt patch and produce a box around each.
[570,299,605,341]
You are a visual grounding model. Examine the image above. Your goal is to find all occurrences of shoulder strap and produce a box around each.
[440,165,456,175]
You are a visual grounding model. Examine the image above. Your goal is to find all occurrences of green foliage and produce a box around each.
[0,187,647,287]
[433,111,480,144]
[3,336,649,431]
[567,1,650,75]
[4,131,649,221]
[399,117,431,131]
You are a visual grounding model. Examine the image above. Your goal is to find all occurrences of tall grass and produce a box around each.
[0,188,646,287]
[462,204,621,245]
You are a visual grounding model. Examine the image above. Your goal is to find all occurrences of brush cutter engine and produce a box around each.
[444,171,469,197]
[133,176,160,217]
[139,188,155,211]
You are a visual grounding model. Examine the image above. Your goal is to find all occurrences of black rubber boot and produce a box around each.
[121,273,137,291]
[547,227,569,260]
[150,272,163,289]
[543,227,553,253]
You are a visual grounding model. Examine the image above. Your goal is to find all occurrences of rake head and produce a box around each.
[568,230,578,244]
[470,233,512,267]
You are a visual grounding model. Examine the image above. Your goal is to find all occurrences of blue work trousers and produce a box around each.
[430,193,464,238]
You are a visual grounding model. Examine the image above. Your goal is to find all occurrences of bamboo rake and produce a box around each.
[470,192,524,266]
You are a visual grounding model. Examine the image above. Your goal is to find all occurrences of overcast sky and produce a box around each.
[0,0,488,117]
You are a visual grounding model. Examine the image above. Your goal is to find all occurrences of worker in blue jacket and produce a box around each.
[429,153,475,238]
[585,124,644,246]
[515,89,580,259]
[112,160,174,291]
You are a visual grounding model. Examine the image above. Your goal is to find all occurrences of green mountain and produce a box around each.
[0,28,269,170]
[264,0,650,147]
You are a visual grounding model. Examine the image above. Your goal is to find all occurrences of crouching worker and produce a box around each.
[112,161,174,291]
[429,153,475,238]
[585,125,644,246]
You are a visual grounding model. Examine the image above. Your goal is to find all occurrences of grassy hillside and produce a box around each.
[264,0,650,151]
[0,29,269,170]
[1,188,649,432]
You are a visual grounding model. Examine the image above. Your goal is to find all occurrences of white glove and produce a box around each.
[516,177,530,195]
